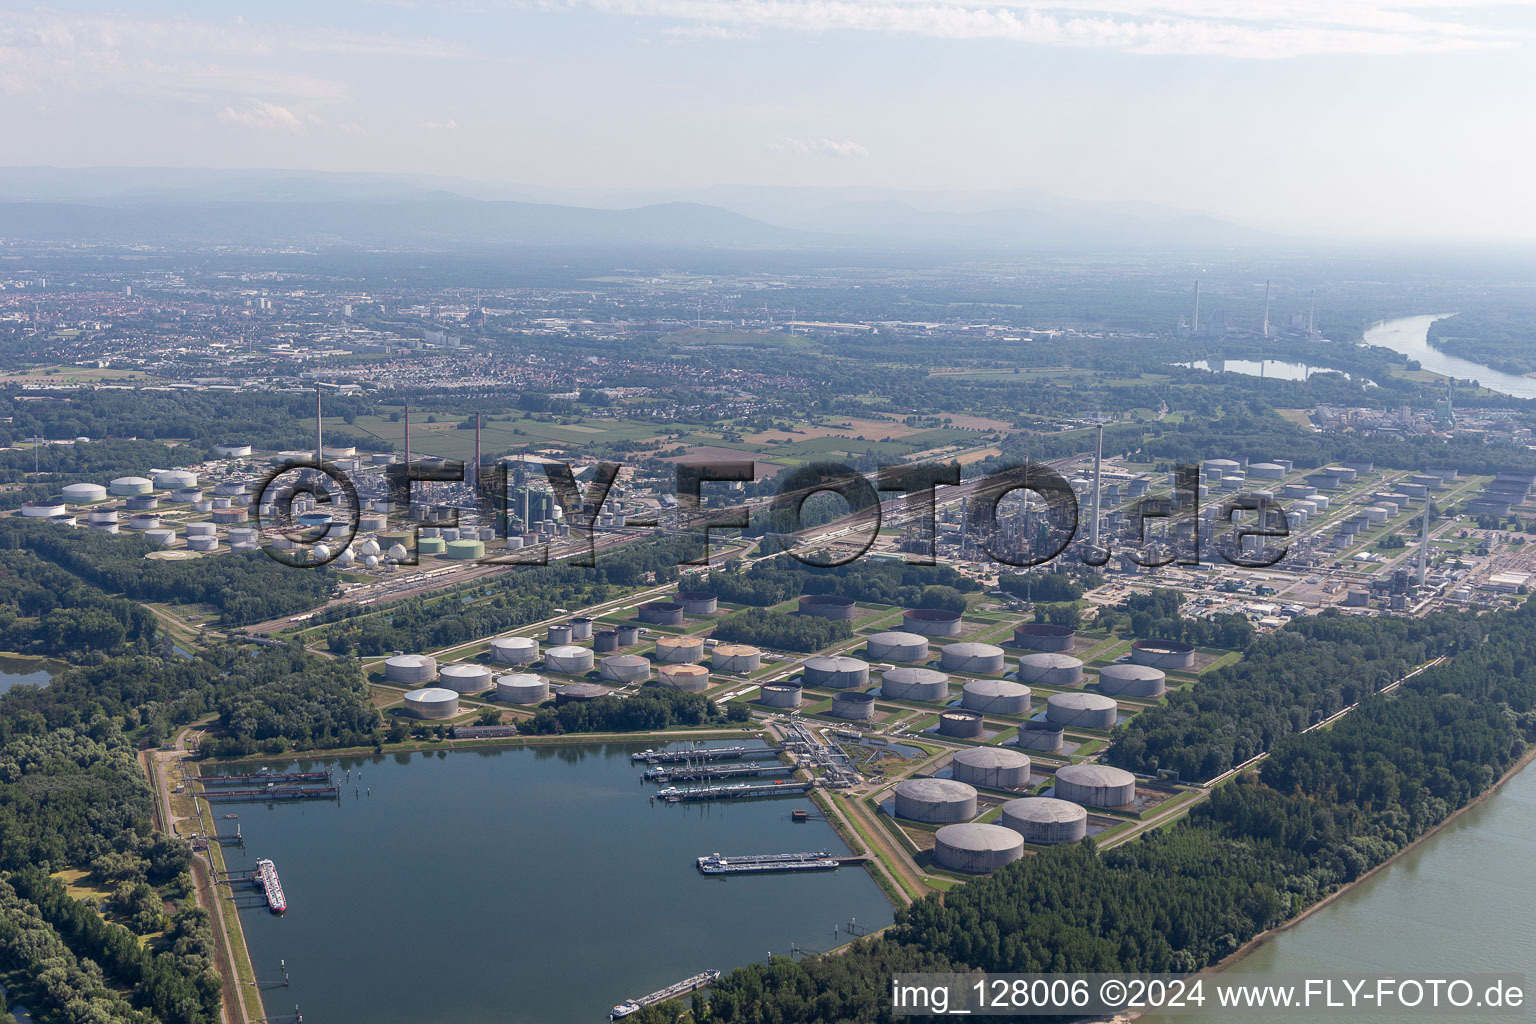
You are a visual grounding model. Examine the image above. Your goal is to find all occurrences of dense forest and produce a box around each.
[710,608,853,652]
[515,685,746,735]
[1426,310,1536,376]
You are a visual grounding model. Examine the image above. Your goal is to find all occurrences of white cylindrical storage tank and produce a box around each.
[384,654,437,685]
[601,654,651,684]
[1130,639,1196,670]
[109,476,153,497]
[1096,664,1167,698]
[404,687,459,720]
[937,710,985,738]
[866,631,929,663]
[951,747,1031,789]
[1011,622,1076,652]
[1363,505,1388,524]
[145,528,177,547]
[830,691,876,720]
[1046,692,1119,729]
[653,635,705,664]
[880,667,949,702]
[153,470,197,491]
[229,527,257,545]
[321,444,356,459]
[657,664,710,691]
[616,625,641,646]
[1311,494,1331,510]
[902,608,962,637]
[894,778,978,823]
[19,500,67,518]
[1054,763,1136,808]
[932,823,1024,874]
[554,682,610,705]
[676,591,718,615]
[802,656,869,689]
[1248,462,1285,479]
[88,509,118,525]
[438,664,493,694]
[126,513,161,531]
[941,642,1005,675]
[213,480,249,497]
[187,535,218,552]
[171,488,202,503]
[568,617,594,640]
[1000,797,1088,845]
[186,522,216,537]
[125,495,158,511]
[593,630,619,653]
[759,681,803,707]
[547,623,573,645]
[62,483,108,504]
[215,443,253,458]
[496,672,549,704]
[638,601,685,625]
[1015,721,1065,752]
[544,645,595,675]
[191,499,212,513]
[712,644,761,673]
[962,680,1032,715]
[1017,652,1084,687]
[491,636,540,665]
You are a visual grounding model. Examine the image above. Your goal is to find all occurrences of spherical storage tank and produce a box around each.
[404,687,459,720]
[867,631,929,663]
[933,823,1024,874]
[894,778,978,823]
[1015,721,1065,752]
[951,747,1031,789]
[601,654,651,684]
[676,591,718,615]
[19,500,66,518]
[62,482,108,504]
[545,645,595,675]
[1046,692,1118,729]
[759,681,803,707]
[554,682,609,705]
[797,593,856,620]
[941,642,1005,675]
[658,664,710,692]
[938,710,985,738]
[384,655,437,685]
[109,476,153,497]
[653,635,705,664]
[439,664,492,694]
[902,608,962,637]
[1012,623,1075,652]
[1096,664,1167,698]
[880,667,949,702]
[496,673,549,704]
[1054,763,1136,808]
[1000,797,1088,845]
[962,680,1032,715]
[491,636,539,665]
[1131,638,1196,670]
[1017,652,1084,687]
[712,644,761,673]
[802,656,869,689]
[830,690,876,720]
[638,601,685,626]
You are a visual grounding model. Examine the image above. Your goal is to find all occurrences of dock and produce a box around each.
[655,780,812,803]
[632,745,782,764]
[643,763,795,783]
[697,851,860,875]
[198,770,333,787]
[203,786,341,803]
[610,969,721,1019]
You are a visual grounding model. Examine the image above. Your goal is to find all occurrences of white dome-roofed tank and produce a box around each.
[404,687,459,720]
[902,608,962,636]
[866,631,929,663]
[438,664,493,694]
[153,469,197,490]
[62,482,108,503]
[1131,638,1196,670]
[384,655,437,685]
[758,681,803,707]
[830,691,876,720]
[386,543,409,562]
[880,667,949,702]
[335,547,355,567]
[544,645,594,675]
[962,680,1032,715]
[491,636,539,665]
[950,747,1031,789]
[657,664,710,691]
[940,642,1005,675]
[894,778,978,823]
[1054,763,1136,808]
[1000,797,1088,844]
[653,635,705,663]
[1015,721,1065,751]
[711,644,761,673]
[1095,664,1167,698]
[1017,652,1084,686]
[363,555,379,569]
[932,823,1025,874]
[802,656,869,689]
[358,538,381,557]
[496,673,549,704]
[109,476,153,496]
[1045,691,1118,729]
[600,654,651,683]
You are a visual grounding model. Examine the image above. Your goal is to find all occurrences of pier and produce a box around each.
[655,780,812,803]
[697,851,866,875]
[203,786,341,803]
[643,763,795,783]
[632,745,782,764]
[610,969,721,1019]
[199,770,333,787]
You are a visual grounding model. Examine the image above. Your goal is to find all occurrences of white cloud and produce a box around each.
[419,119,460,130]
[217,100,308,130]
[772,137,871,157]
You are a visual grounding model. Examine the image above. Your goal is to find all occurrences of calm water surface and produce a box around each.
[223,741,892,1024]
[1177,358,1348,382]
[0,656,58,695]
[1364,314,1536,400]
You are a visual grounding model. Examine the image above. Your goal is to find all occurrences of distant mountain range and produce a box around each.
[0,167,1271,250]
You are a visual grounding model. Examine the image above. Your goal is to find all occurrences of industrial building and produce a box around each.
[950,747,1031,789]
[1045,692,1119,729]
[802,656,869,689]
[880,667,949,702]
[932,823,1024,874]
[1000,797,1088,845]
[894,778,978,823]
[940,642,1006,675]
[403,687,459,720]
[1095,664,1167,698]
[384,655,438,685]
[1053,763,1136,808]
[866,631,930,663]
[1016,652,1084,686]
[961,680,1032,715]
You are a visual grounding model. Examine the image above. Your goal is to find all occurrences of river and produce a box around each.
[1363,315,1536,400]
[220,741,892,1024]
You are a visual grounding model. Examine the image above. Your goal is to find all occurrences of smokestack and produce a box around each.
[1417,507,1430,587]
[1308,289,1315,335]
[1262,280,1271,338]
[403,403,411,472]
[1192,280,1201,336]
[1090,423,1103,550]
[315,385,323,467]
[473,413,481,490]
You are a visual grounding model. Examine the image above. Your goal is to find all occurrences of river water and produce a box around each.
[221,741,892,1024]
[1363,315,1536,400]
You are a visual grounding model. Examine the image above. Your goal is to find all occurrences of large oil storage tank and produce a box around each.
[384,654,437,685]
[126,495,159,511]
[1011,622,1076,652]
[600,654,651,684]
[1131,638,1196,670]
[802,656,869,689]
[1017,652,1084,686]
[902,608,962,637]
[109,476,154,497]
[866,631,929,663]
[62,482,108,504]
[568,617,594,640]
[941,642,1006,675]
[445,539,485,560]
[153,470,197,491]
[797,593,856,620]
[547,624,574,645]
[712,644,762,673]
[653,635,705,664]
[554,682,610,705]
[894,778,978,823]
[417,536,446,556]
[937,710,985,738]
[593,630,619,653]
[1046,692,1119,729]
[880,667,949,702]
[616,625,641,646]
[126,513,161,531]
[951,747,1032,789]
[933,823,1024,874]
[1015,721,1065,752]
[1054,763,1136,808]
[19,500,67,518]
[638,601,685,626]
[759,681,803,707]
[1000,797,1088,845]
[404,687,459,719]
[145,528,177,547]
[496,673,549,704]
[830,691,876,720]
[215,443,253,458]
[544,645,595,675]
[658,664,711,692]
[677,591,718,615]
[962,680,1032,715]
[491,636,540,665]
[1096,664,1167,698]
[438,664,493,694]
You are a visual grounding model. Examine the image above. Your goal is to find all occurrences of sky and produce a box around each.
[3,1,1536,241]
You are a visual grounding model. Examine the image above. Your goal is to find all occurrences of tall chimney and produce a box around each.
[1192,280,1201,335]
[1090,423,1103,550]
[1417,507,1430,587]
[315,385,323,467]
[1262,280,1271,338]
[1308,289,1315,335]
[473,413,482,490]
[403,403,411,472]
